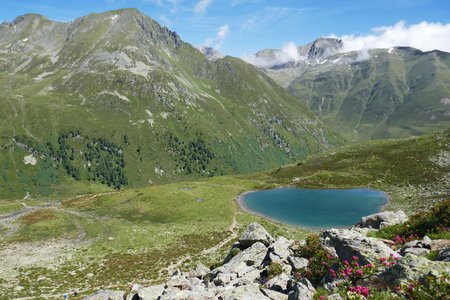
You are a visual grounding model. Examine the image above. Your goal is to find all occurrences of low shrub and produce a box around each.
[266,262,283,279]
[370,199,450,242]
[395,274,450,300]
[293,235,337,286]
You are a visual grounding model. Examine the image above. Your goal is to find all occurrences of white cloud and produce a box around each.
[194,0,212,14]
[217,24,229,40]
[243,41,302,67]
[333,21,450,53]
[200,24,229,50]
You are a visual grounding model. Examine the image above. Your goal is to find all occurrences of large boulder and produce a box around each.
[266,273,291,292]
[214,241,268,277]
[437,246,450,262]
[321,228,400,264]
[431,239,450,252]
[188,263,210,279]
[137,285,165,300]
[261,288,289,300]
[288,256,308,272]
[379,253,450,284]
[269,236,293,263]
[287,278,315,300]
[218,283,271,299]
[159,289,217,300]
[358,211,408,229]
[239,222,274,247]
[84,290,125,300]
[400,236,433,257]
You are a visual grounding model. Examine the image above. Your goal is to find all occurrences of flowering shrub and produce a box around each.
[327,254,400,299]
[293,235,337,286]
[372,199,450,241]
[392,233,420,248]
[395,274,450,300]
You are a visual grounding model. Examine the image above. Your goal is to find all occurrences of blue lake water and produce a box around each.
[240,188,388,229]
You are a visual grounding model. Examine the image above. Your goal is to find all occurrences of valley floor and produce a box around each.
[0,131,448,298]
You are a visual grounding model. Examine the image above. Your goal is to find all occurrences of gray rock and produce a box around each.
[135,285,165,300]
[431,239,450,252]
[159,289,217,300]
[288,256,308,271]
[403,237,432,250]
[358,210,408,229]
[188,263,210,279]
[266,273,291,292]
[229,268,262,287]
[287,278,315,300]
[437,247,450,262]
[166,274,205,291]
[269,236,293,262]
[219,283,271,300]
[321,228,400,264]
[213,272,237,286]
[402,247,430,257]
[84,289,125,300]
[239,222,274,247]
[215,241,267,277]
[380,253,450,283]
[261,288,289,300]
[422,236,432,248]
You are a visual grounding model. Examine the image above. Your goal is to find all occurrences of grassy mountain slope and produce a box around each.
[0,130,448,298]
[0,9,337,199]
[260,47,450,141]
[267,129,450,212]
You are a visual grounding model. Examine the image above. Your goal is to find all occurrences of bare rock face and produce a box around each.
[320,228,401,264]
[379,253,450,283]
[287,278,316,300]
[84,289,125,300]
[239,222,274,247]
[288,256,309,271]
[358,211,408,229]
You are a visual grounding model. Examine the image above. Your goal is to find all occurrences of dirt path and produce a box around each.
[0,203,60,237]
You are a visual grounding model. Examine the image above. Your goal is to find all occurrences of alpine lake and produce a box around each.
[240,188,388,229]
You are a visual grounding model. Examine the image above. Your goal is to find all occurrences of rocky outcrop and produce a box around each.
[320,228,400,264]
[358,210,408,229]
[85,289,124,300]
[400,236,432,257]
[239,222,274,247]
[86,215,450,300]
[380,253,450,283]
[90,223,306,300]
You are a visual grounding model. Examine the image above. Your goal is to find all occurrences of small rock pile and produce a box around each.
[86,211,450,300]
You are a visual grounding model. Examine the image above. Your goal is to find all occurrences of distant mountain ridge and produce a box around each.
[252,39,450,140]
[0,9,337,198]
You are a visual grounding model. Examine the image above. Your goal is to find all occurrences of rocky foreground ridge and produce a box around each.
[86,210,450,299]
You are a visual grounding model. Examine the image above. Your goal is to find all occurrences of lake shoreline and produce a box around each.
[236,187,389,230]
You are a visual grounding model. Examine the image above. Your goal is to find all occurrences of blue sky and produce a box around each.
[1,0,450,56]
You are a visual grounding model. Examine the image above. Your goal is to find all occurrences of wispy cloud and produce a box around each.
[230,0,262,7]
[331,21,450,52]
[194,0,212,14]
[242,6,303,31]
[200,24,230,50]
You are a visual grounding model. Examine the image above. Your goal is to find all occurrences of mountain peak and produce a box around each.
[299,37,343,61]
